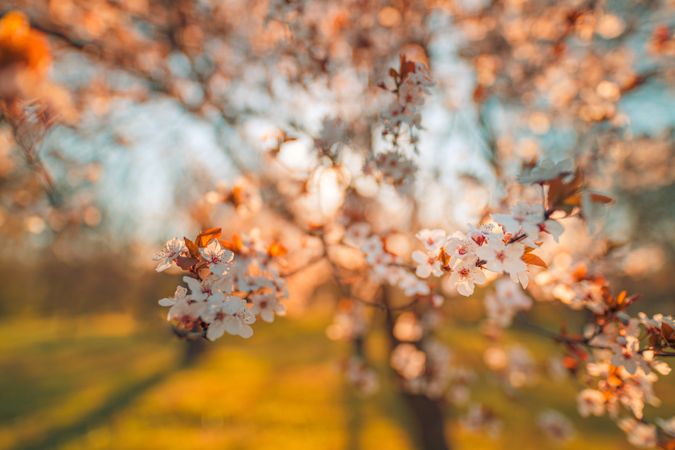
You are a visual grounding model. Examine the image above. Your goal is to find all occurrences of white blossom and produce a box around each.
[449,256,486,297]
[153,237,186,272]
[412,250,443,278]
[476,240,528,288]
[203,297,255,340]
[200,239,234,275]
[577,389,606,417]
[518,158,574,184]
[250,293,286,323]
[618,418,657,448]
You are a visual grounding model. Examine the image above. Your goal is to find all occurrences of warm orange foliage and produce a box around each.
[0,11,50,75]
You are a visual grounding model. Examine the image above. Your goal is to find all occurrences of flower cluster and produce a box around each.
[380,55,433,142]
[154,228,287,341]
[573,317,672,416]
[412,217,550,297]
[344,222,429,296]
[618,418,658,448]
[540,286,675,447]
[368,150,417,194]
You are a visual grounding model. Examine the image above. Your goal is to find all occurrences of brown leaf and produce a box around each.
[547,171,583,212]
[589,192,613,204]
[184,237,200,259]
[176,256,197,270]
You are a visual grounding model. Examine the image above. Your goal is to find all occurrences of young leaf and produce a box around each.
[522,252,548,268]
[196,227,222,247]
[589,193,613,204]
[267,241,287,257]
[176,256,197,270]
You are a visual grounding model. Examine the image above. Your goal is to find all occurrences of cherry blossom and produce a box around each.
[443,234,476,260]
[343,222,371,247]
[577,389,606,417]
[166,298,207,334]
[493,203,543,238]
[493,202,564,244]
[200,239,234,275]
[415,229,447,254]
[153,238,186,272]
[158,286,190,307]
[483,279,532,327]
[475,240,529,288]
[183,275,225,303]
[611,335,642,375]
[395,268,431,296]
[412,250,443,278]
[448,256,486,297]
[249,293,286,323]
[371,151,417,193]
[203,297,255,340]
[618,418,657,448]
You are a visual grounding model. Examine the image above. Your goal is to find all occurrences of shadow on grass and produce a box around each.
[14,340,204,450]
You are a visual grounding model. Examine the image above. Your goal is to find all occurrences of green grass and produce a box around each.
[0,310,672,450]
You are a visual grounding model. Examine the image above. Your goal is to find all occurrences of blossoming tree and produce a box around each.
[1,1,674,449]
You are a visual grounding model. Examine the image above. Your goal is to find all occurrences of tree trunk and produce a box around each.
[381,287,451,450]
[182,337,207,365]
[400,392,450,450]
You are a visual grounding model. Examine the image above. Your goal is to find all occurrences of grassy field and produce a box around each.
[0,309,673,450]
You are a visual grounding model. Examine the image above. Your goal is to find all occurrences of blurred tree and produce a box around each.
[0,1,674,449]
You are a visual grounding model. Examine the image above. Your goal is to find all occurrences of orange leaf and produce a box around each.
[439,247,451,269]
[0,11,51,74]
[267,242,287,257]
[522,252,548,268]
[616,290,627,305]
[196,227,222,247]
[562,355,578,371]
[563,192,581,206]
[219,233,243,253]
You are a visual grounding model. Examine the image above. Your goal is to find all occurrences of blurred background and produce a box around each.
[0,0,674,449]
